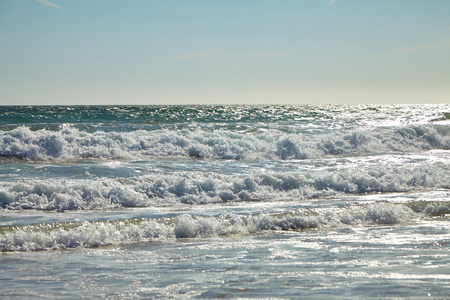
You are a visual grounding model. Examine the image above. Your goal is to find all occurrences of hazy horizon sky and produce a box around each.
[1,0,449,105]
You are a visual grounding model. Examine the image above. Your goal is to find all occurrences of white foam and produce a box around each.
[0,163,448,211]
[0,202,420,251]
[0,219,174,252]
[0,124,448,161]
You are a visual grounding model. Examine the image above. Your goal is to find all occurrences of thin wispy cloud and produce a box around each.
[166,49,222,62]
[328,0,337,4]
[385,41,449,55]
[37,0,61,9]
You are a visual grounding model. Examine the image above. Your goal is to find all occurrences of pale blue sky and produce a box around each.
[1,0,449,105]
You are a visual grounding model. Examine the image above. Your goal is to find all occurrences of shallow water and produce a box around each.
[2,218,449,299]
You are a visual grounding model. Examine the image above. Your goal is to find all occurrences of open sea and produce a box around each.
[0,104,449,299]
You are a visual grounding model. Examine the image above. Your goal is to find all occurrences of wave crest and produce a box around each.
[0,125,449,161]
[0,202,426,251]
[0,163,448,211]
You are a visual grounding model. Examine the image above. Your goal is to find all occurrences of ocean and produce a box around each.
[0,104,449,299]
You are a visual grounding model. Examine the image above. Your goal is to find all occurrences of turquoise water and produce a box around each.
[0,105,449,298]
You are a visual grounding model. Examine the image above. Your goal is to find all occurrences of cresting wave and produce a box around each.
[0,164,448,211]
[0,202,439,252]
[0,124,449,161]
[1,201,449,252]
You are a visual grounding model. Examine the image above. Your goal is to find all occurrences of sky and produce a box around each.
[0,0,449,105]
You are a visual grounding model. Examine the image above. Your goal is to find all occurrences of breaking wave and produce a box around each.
[0,125,449,161]
[3,201,442,252]
[0,163,448,211]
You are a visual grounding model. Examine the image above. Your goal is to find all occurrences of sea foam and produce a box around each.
[0,125,448,161]
[0,163,448,211]
[0,202,423,251]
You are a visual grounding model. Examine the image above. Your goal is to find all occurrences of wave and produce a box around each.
[0,124,449,161]
[1,201,448,252]
[1,163,448,211]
